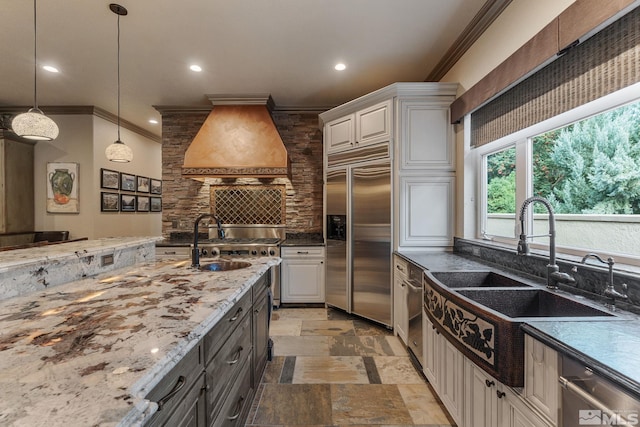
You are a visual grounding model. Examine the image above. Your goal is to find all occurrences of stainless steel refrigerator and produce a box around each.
[326,161,391,327]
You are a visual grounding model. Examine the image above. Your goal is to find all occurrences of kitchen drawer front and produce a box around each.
[204,291,252,364]
[394,256,409,279]
[146,372,206,427]
[252,271,270,301]
[281,246,325,259]
[205,313,252,423]
[211,355,253,427]
[145,343,203,424]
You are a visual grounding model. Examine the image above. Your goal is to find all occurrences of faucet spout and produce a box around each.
[517,196,573,289]
[581,253,627,310]
[191,213,225,268]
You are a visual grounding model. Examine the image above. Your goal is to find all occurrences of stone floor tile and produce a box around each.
[397,383,453,425]
[329,335,398,356]
[293,356,369,384]
[270,319,302,336]
[330,384,414,425]
[272,308,328,321]
[248,383,332,425]
[301,320,356,336]
[272,335,331,356]
[374,356,425,384]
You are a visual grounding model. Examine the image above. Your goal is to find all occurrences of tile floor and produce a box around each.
[245,307,455,427]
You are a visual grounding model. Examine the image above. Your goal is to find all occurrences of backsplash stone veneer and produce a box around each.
[160,110,323,239]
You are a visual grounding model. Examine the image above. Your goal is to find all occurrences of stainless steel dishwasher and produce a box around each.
[560,354,640,426]
[406,264,424,369]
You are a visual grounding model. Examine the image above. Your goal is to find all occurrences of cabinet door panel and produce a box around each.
[400,176,454,247]
[326,115,355,153]
[281,259,325,302]
[399,101,453,170]
[356,100,391,146]
[440,338,464,426]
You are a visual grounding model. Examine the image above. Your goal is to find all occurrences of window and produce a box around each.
[479,87,640,263]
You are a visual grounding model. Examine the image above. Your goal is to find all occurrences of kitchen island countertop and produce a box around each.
[0,256,280,426]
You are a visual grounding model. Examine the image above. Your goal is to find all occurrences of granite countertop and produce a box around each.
[0,237,161,270]
[280,238,325,247]
[397,250,640,398]
[0,256,280,426]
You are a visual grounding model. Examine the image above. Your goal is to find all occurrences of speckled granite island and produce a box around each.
[0,254,280,426]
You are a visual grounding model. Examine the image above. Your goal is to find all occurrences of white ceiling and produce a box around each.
[0,0,487,137]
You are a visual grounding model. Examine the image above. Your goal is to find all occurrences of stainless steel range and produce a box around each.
[192,224,285,307]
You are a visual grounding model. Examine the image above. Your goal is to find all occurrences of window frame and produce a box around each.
[473,82,640,266]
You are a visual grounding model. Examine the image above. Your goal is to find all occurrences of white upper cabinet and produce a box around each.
[355,100,392,146]
[325,114,355,153]
[399,99,454,171]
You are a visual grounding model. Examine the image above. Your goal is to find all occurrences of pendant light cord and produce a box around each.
[116,11,121,141]
[33,0,38,110]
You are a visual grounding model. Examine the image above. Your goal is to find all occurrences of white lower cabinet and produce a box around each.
[424,316,558,427]
[393,256,409,344]
[281,246,325,303]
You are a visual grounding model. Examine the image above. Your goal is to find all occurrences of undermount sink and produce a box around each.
[456,288,615,318]
[198,260,251,271]
[430,271,532,288]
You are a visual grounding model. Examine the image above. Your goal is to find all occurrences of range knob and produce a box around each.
[211,247,220,257]
[251,250,257,256]
[269,249,276,256]
[261,250,267,256]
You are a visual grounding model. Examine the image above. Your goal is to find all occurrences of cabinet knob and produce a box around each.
[496,390,506,399]
[485,379,495,388]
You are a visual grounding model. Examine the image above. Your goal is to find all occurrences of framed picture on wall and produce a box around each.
[100,168,120,190]
[101,192,119,212]
[120,194,136,212]
[47,162,79,214]
[150,178,162,195]
[136,176,150,193]
[137,195,150,212]
[150,197,162,212]
[120,173,135,192]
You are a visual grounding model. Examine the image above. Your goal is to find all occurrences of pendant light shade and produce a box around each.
[105,3,133,163]
[13,0,59,141]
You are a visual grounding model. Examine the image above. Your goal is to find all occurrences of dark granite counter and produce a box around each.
[281,233,324,247]
[523,321,640,399]
[396,251,496,272]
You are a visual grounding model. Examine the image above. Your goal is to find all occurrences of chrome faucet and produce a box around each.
[580,252,628,310]
[191,213,225,268]
[517,196,575,289]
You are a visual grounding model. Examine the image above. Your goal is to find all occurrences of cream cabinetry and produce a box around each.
[393,256,409,344]
[156,245,191,259]
[281,246,325,303]
[524,335,558,425]
[465,359,500,427]
[321,82,459,251]
[423,313,464,425]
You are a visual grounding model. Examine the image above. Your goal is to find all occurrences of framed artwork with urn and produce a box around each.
[47,162,79,214]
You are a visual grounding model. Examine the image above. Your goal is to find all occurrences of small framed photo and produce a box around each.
[100,168,120,190]
[150,197,162,212]
[120,173,136,192]
[150,178,162,195]
[101,192,119,212]
[136,176,150,193]
[137,195,150,212]
[120,194,136,212]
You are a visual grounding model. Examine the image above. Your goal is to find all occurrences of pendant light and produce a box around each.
[105,3,133,163]
[11,0,59,141]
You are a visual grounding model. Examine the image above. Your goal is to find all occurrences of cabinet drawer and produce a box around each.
[281,246,325,258]
[394,256,408,278]
[145,343,203,424]
[252,271,270,301]
[155,246,191,259]
[147,372,206,427]
[211,356,253,427]
[206,314,252,422]
[204,291,252,364]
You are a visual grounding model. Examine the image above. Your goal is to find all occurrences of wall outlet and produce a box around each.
[101,254,114,266]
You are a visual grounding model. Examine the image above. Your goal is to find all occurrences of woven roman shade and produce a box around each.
[471,6,640,147]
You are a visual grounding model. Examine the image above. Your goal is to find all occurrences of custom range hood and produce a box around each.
[182,95,290,178]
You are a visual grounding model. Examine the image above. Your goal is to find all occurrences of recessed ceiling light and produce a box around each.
[334,63,346,71]
[148,119,159,124]
[190,64,202,72]
[43,65,59,73]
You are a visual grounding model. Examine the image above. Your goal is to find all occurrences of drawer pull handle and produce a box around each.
[229,307,243,322]
[297,251,309,254]
[227,346,243,365]
[165,251,176,255]
[485,380,495,388]
[157,375,186,411]
[226,396,245,420]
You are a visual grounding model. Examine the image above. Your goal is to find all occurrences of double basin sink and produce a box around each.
[423,270,616,386]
